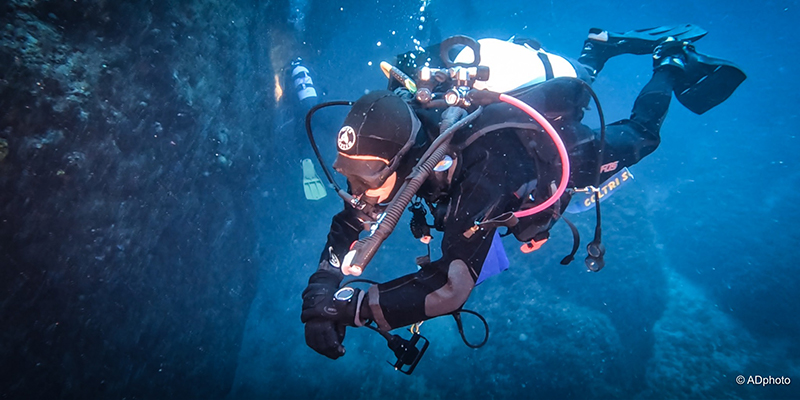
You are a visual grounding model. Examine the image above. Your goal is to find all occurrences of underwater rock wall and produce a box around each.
[639,269,757,398]
[0,0,284,397]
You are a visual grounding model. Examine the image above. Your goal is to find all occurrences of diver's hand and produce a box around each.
[301,281,348,359]
[304,319,346,359]
[300,273,363,326]
[300,270,362,359]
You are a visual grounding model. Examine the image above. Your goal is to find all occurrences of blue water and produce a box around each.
[233,0,800,398]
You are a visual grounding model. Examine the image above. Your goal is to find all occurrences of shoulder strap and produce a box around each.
[536,52,554,80]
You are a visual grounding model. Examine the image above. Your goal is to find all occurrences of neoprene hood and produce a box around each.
[333,91,420,194]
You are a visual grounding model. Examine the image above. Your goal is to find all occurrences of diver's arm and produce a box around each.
[314,207,363,279]
[362,211,496,331]
[364,157,504,330]
[303,206,364,325]
[300,206,366,359]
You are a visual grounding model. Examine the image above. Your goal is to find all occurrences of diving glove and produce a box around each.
[301,271,366,359]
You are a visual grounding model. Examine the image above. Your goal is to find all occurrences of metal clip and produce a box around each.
[573,185,600,194]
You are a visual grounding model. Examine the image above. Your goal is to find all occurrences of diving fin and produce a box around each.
[302,158,327,200]
[588,24,708,55]
[654,39,746,115]
[579,24,708,76]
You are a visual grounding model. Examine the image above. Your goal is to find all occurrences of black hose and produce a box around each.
[575,80,607,270]
[452,309,489,348]
[305,100,353,192]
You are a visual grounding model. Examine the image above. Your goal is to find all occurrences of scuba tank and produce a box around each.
[288,57,319,109]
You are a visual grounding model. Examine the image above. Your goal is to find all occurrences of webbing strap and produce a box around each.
[537,52,554,80]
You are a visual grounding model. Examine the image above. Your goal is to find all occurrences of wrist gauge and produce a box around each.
[334,287,355,301]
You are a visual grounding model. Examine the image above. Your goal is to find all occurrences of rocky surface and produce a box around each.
[0,0,290,397]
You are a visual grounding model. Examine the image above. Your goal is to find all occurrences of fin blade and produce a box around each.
[302,158,328,200]
[304,180,327,200]
[624,24,708,43]
[676,63,746,114]
[589,24,709,56]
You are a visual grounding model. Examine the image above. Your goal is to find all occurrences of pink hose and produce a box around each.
[498,93,570,218]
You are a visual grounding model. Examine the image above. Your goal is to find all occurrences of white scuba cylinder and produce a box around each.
[455,38,578,93]
[291,62,317,102]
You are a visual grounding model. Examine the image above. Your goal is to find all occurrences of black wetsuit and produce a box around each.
[310,67,673,331]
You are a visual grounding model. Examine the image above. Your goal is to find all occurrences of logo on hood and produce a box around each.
[337,126,356,151]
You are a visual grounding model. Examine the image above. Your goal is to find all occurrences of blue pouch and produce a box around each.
[476,231,509,285]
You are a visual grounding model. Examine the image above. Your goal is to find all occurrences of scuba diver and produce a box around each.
[279,57,328,200]
[299,25,745,367]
